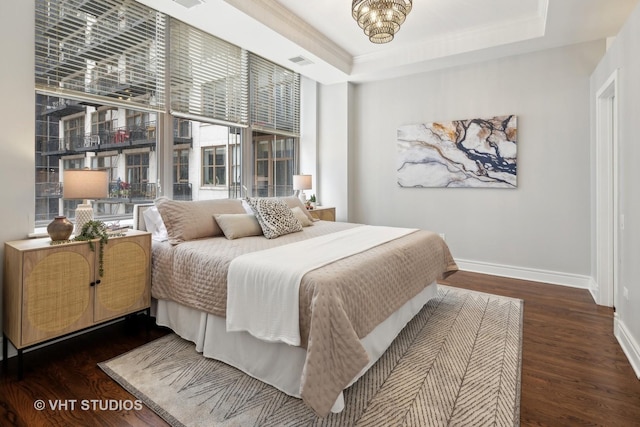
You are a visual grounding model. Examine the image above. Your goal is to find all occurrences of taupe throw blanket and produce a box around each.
[151,221,458,416]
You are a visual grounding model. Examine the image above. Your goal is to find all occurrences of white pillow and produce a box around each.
[291,206,314,227]
[214,213,263,240]
[241,199,254,214]
[143,206,169,242]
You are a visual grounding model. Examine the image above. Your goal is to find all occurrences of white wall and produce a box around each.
[347,41,604,285]
[299,76,318,192]
[0,1,35,358]
[317,83,352,221]
[590,2,640,377]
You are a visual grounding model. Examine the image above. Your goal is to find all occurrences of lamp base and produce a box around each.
[298,190,306,204]
[74,203,94,235]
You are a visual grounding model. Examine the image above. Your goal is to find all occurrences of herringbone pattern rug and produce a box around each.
[100,285,522,426]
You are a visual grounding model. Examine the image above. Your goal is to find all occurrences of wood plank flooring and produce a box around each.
[1,271,639,426]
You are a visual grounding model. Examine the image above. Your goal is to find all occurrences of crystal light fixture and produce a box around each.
[352,0,413,44]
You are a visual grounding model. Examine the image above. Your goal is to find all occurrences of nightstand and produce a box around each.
[2,229,151,378]
[308,206,336,221]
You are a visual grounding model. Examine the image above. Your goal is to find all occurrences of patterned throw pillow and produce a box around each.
[245,197,303,239]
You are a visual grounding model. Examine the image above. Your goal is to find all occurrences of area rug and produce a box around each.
[99,285,522,426]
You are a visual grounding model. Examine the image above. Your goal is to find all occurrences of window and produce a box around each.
[34,0,164,227]
[63,116,85,151]
[249,54,300,135]
[92,108,116,145]
[35,95,159,227]
[91,155,119,183]
[125,153,153,200]
[35,0,166,110]
[253,132,297,197]
[173,149,189,183]
[174,118,192,141]
[173,148,191,200]
[91,109,115,134]
[230,128,242,196]
[170,18,248,125]
[33,0,301,229]
[202,146,227,186]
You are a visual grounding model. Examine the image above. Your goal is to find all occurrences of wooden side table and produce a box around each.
[308,206,335,221]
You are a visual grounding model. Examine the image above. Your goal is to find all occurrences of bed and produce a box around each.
[133,197,457,417]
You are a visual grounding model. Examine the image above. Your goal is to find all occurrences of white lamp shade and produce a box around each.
[293,174,312,191]
[63,169,109,200]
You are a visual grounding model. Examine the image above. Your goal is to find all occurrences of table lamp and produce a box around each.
[63,168,109,235]
[293,174,312,203]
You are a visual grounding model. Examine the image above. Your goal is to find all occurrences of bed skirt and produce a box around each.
[153,281,438,413]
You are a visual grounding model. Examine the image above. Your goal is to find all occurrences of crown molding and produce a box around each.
[223,0,353,74]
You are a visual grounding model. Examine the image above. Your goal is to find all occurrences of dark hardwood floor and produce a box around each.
[1,271,639,426]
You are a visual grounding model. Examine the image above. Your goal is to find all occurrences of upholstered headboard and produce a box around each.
[132,203,155,231]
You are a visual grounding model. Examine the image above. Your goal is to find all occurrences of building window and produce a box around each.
[173,148,191,200]
[125,152,153,200]
[64,116,85,151]
[253,132,297,197]
[91,109,116,135]
[173,149,189,183]
[229,127,242,197]
[126,110,149,130]
[91,155,119,185]
[174,118,192,141]
[202,146,226,186]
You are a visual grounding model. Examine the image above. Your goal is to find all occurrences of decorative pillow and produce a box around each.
[245,197,303,239]
[142,206,169,242]
[240,199,254,214]
[155,197,246,244]
[279,196,315,222]
[214,213,263,240]
[291,206,314,227]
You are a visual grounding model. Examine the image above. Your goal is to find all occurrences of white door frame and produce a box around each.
[595,69,619,308]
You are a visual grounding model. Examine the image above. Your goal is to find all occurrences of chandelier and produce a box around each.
[352,0,413,44]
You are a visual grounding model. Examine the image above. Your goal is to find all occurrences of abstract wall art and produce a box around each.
[397,115,517,188]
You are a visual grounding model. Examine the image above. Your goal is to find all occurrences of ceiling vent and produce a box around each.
[289,56,314,66]
[172,0,204,8]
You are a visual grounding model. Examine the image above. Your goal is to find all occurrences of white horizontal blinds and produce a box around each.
[249,54,300,135]
[170,18,248,126]
[35,0,166,111]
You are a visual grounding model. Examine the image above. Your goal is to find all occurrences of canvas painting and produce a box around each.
[397,115,517,188]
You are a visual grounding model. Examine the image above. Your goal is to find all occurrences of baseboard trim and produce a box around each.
[614,314,640,379]
[455,258,593,290]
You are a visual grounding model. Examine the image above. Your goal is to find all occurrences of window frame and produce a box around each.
[201,145,227,187]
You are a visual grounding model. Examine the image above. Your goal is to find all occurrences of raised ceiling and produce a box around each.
[136,0,638,84]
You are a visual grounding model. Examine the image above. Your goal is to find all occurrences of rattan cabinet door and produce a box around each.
[94,233,150,323]
[21,243,95,347]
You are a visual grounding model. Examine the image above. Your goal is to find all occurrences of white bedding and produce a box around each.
[226,225,417,346]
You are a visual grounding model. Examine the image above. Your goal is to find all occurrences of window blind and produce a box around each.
[35,0,166,111]
[170,18,248,126]
[249,53,300,136]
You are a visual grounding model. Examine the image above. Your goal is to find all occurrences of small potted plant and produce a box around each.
[309,194,317,209]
